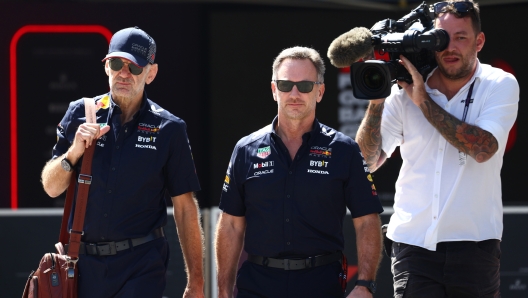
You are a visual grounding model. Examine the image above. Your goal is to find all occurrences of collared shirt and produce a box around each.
[53,92,200,243]
[219,117,383,258]
[382,61,519,251]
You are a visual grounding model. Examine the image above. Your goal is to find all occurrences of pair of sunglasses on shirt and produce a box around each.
[273,80,323,93]
[108,58,144,75]
[432,1,474,16]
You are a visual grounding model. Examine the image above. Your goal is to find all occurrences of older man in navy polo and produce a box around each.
[41,27,205,298]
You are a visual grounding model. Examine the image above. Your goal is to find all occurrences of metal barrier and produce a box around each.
[2,206,527,297]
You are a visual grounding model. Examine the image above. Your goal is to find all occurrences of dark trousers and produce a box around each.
[77,237,169,298]
[391,240,501,298]
[236,260,343,298]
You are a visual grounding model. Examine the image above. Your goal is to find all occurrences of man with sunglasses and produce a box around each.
[215,46,383,298]
[41,27,204,298]
[356,1,519,297]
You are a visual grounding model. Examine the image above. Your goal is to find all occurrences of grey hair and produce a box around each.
[271,46,325,82]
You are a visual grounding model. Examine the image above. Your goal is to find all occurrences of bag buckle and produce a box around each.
[69,229,84,235]
[64,256,78,266]
[65,257,78,279]
[64,256,79,278]
[78,174,92,184]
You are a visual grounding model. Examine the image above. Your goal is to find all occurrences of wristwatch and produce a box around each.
[61,157,74,172]
[355,280,377,294]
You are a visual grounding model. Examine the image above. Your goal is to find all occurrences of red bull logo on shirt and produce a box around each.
[309,146,332,158]
[138,123,160,134]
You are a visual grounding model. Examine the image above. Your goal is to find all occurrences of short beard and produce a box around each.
[435,43,477,81]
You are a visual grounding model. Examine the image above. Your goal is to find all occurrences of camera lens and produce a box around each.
[351,60,394,99]
[362,67,386,91]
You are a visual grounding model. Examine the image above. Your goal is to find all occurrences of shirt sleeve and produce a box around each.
[166,120,201,197]
[218,144,246,216]
[52,100,83,159]
[474,72,519,152]
[345,142,384,218]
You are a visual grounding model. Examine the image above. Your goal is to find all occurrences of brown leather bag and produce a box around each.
[23,245,78,298]
[22,144,96,298]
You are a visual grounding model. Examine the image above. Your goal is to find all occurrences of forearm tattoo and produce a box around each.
[420,100,498,162]
[357,102,384,169]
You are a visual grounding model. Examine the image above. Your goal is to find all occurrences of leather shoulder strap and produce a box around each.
[63,144,96,259]
[59,172,77,244]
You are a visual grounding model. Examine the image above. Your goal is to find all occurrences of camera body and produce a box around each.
[351,1,449,99]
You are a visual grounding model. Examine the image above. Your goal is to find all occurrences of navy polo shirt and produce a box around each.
[53,92,200,243]
[219,117,383,258]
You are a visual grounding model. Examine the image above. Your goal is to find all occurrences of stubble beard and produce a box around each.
[111,76,146,104]
[282,108,304,121]
[436,47,477,81]
[282,98,317,121]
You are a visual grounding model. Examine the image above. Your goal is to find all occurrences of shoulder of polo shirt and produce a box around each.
[317,122,351,143]
[317,124,359,153]
[67,94,108,113]
[319,124,337,138]
[65,97,89,115]
[144,99,186,125]
[236,124,272,146]
[250,124,272,140]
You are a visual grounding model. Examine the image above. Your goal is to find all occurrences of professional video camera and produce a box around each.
[328,1,450,99]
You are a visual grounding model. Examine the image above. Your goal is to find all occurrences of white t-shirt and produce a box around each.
[382,61,519,251]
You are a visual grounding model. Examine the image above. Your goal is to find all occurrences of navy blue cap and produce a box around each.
[102,26,156,67]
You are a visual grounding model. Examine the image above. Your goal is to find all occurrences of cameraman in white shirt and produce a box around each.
[356,1,519,297]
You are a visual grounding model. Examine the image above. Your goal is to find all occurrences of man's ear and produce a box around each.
[145,64,158,85]
[476,32,485,53]
[104,60,110,76]
[316,83,325,103]
[271,81,278,102]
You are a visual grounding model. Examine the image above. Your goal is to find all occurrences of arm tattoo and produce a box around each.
[420,99,498,163]
[357,102,385,171]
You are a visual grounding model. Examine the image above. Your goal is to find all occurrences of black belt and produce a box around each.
[66,227,164,256]
[396,239,499,253]
[247,251,342,270]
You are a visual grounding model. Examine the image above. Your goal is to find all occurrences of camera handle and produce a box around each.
[396,1,434,32]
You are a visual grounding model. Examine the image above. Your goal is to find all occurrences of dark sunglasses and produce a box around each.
[273,80,323,93]
[108,58,143,75]
[432,1,474,16]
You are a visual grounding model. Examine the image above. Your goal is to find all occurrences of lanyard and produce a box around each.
[458,79,476,166]
[461,80,476,122]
